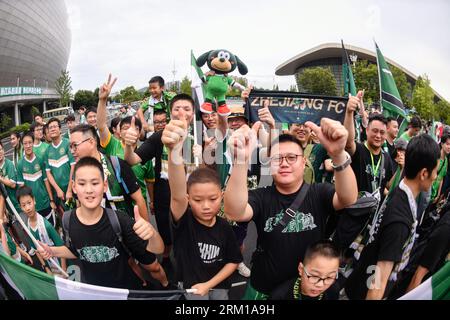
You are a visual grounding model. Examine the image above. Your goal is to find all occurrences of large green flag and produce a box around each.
[342,40,357,96]
[375,42,407,119]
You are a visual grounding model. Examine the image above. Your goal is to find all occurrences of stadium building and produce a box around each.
[276,42,444,103]
[0,0,71,126]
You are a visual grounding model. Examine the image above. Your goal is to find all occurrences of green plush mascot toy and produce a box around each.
[196,49,248,116]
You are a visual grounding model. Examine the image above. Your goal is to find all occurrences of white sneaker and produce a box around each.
[237,262,251,278]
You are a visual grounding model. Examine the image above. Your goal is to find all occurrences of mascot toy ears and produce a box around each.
[196,49,248,75]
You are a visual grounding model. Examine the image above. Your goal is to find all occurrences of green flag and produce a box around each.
[375,42,407,119]
[342,40,357,96]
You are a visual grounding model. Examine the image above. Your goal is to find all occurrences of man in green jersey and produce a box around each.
[16,132,56,225]
[44,118,75,211]
[97,75,154,214]
[30,122,49,160]
[0,141,21,215]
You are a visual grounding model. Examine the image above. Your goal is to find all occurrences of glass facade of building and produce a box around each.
[0,0,71,88]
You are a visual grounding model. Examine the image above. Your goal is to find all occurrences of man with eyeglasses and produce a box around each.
[224,118,357,300]
[44,118,76,211]
[270,240,340,300]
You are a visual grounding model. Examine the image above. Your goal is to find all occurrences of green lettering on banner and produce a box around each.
[0,87,43,97]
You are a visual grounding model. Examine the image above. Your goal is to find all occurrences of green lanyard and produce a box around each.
[365,142,382,177]
[292,277,323,300]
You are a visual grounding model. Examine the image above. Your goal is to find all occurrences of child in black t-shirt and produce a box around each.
[37,157,166,290]
[269,240,340,300]
[163,117,242,300]
[344,134,441,300]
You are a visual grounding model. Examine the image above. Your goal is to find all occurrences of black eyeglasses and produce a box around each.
[69,138,91,151]
[270,153,303,165]
[303,266,338,285]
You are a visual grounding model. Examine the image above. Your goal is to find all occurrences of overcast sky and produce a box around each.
[65,0,450,100]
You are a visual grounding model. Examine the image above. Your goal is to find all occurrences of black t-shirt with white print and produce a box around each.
[68,209,156,290]
[345,186,414,300]
[351,142,394,195]
[248,183,336,294]
[171,208,243,289]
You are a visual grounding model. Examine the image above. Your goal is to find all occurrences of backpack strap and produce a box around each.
[278,183,311,228]
[104,208,132,257]
[62,210,74,248]
[109,156,130,194]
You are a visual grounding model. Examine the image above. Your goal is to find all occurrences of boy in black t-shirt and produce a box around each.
[37,157,166,290]
[163,117,242,300]
[344,134,440,300]
[269,240,340,300]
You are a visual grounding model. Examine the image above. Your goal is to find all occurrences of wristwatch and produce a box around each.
[331,151,352,172]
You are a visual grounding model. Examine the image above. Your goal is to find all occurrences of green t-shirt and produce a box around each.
[28,218,64,249]
[399,131,412,142]
[102,133,155,201]
[44,138,75,193]
[0,158,21,212]
[431,157,448,202]
[16,155,50,212]
[140,91,175,120]
[33,142,49,161]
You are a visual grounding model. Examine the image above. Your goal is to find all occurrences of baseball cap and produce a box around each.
[228,106,247,121]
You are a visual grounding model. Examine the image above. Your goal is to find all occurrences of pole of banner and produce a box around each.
[0,184,69,278]
[193,104,200,168]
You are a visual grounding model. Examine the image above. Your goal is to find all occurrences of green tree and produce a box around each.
[31,106,41,118]
[436,99,450,124]
[289,84,298,92]
[353,60,379,105]
[55,70,72,108]
[391,65,412,107]
[227,77,248,97]
[119,86,141,103]
[297,67,338,96]
[0,113,12,132]
[412,75,436,121]
[180,76,192,95]
[74,90,96,108]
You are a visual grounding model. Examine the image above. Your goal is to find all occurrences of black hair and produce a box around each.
[404,134,440,179]
[30,122,43,133]
[303,240,341,265]
[110,117,121,133]
[70,124,97,142]
[0,140,3,148]
[47,117,61,128]
[149,76,165,87]
[169,93,194,112]
[16,185,34,202]
[153,109,167,117]
[368,113,388,126]
[22,131,34,143]
[409,116,422,129]
[440,134,450,147]
[66,114,76,122]
[86,107,97,117]
[270,133,304,155]
[187,168,221,192]
[34,114,42,119]
[10,132,21,140]
[386,117,398,125]
[120,116,142,132]
[74,156,104,181]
